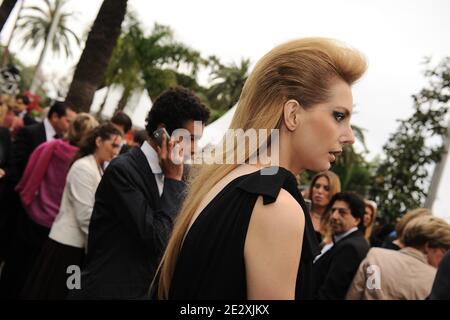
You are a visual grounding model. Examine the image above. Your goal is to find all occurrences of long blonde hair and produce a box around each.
[307,171,341,244]
[155,37,367,299]
[364,200,378,240]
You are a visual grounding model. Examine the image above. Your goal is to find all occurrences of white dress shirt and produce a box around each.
[43,117,57,141]
[141,141,164,196]
[314,227,359,263]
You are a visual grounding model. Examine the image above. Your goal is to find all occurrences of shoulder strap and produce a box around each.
[237,166,321,257]
[236,166,297,205]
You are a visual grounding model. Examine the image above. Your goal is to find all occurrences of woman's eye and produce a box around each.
[333,111,345,122]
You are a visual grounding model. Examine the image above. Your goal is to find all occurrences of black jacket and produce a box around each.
[0,127,11,199]
[312,230,369,300]
[428,250,450,300]
[7,122,46,184]
[22,113,37,126]
[77,147,187,299]
[0,127,11,169]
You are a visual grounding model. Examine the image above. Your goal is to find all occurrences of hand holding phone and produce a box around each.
[153,128,170,147]
[153,127,184,180]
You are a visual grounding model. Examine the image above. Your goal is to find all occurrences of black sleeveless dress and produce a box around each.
[168,166,320,299]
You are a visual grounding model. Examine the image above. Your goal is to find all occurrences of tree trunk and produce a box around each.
[96,85,111,117]
[1,0,22,67]
[0,0,17,33]
[65,0,127,112]
[115,89,129,113]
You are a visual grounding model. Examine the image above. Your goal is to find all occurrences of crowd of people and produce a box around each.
[0,37,449,300]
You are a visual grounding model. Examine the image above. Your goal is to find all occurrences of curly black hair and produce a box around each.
[145,86,210,137]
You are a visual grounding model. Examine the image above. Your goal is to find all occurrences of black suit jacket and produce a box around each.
[0,127,11,168]
[312,230,369,300]
[22,113,37,126]
[7,122,46,184]
[0,127,11,199]
[77,147,187,299]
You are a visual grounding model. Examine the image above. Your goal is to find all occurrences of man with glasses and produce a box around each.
[312,192,369,299]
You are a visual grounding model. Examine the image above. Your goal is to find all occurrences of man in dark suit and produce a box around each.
[111,111,132,154]
[14,94,36,126]
[75,87,209,299]
[313,192,369,300]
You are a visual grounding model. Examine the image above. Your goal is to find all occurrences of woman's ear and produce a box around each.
[282,99,301,131]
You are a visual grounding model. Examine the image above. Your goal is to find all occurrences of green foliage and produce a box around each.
[332,145,375,196]
[104,13,204,112]
[300,124,374,197]
[206,56,250,111]
[369,57,450,223]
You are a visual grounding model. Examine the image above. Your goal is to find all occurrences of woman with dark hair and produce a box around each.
[23,122,122,299]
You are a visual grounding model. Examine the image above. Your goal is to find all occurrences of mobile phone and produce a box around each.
[153,127,170,147]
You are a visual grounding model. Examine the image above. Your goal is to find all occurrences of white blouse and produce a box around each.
[49,154,103,249]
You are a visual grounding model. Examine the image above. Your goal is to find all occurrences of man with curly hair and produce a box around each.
[73,87,209,299]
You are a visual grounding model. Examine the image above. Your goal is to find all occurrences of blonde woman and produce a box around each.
[155,38,367,300]
[306,171,341,244]
[382,208,432,250]
[363,200,377,243]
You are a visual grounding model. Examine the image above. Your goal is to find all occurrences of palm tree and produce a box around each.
[206,57,250,110]
[104,13,144,113]
[65,0,127,112]
[139,23,203,101]
[100,18,203,114]
[0,0,18,33]
[15,0,79,91]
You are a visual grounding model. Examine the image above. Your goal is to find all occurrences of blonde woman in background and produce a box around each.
[363,200,377,244]
[382,208,432,250]
[154,37,367,300]
[307,171,341,244]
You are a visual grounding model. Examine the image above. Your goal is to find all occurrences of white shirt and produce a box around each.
[314,227,359,263]
[43,117,57,141]
[333,227,359,243]
[141,141,164,196]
